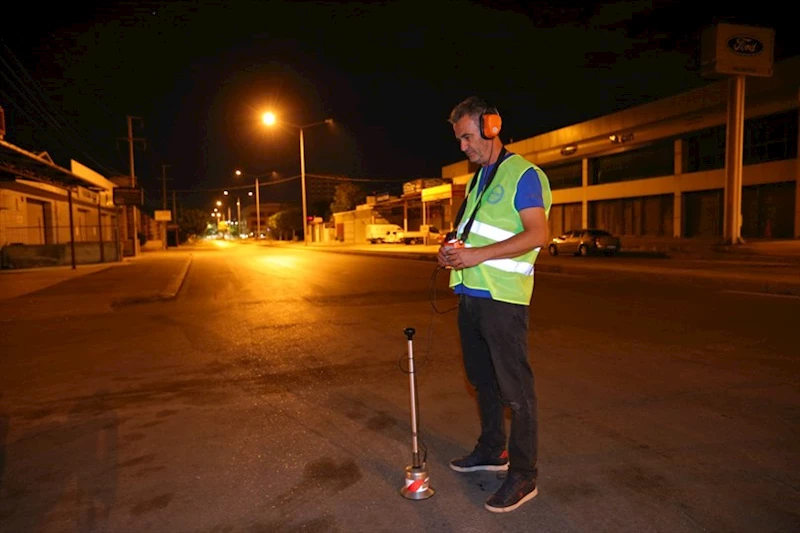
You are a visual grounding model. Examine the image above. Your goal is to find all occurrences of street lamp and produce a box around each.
[216,199,232,225]
[236,197,241,238]
[223,190,243,238]
[236,169,260,238]
[263,112,333,245]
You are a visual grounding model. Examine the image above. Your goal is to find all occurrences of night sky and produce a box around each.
[1,1,796,211]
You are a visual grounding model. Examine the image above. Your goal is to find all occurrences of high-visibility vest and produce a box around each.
[449,154,552,305]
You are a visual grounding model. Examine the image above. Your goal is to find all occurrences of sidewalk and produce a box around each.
[598,235,800,260]
[0,249,193,308]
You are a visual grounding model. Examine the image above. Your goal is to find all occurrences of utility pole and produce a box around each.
[236,197,241,238]
[160,164,171,249]
[172,190,179,247]
[119,116,146,256]
[255,177,260,238]
[161,164,171,210]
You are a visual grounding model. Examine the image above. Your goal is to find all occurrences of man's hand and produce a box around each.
[437,245,451,268]
[440,206,548,270]
[444,246,483,270]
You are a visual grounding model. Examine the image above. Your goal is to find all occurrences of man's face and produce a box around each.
[453,114,491,166]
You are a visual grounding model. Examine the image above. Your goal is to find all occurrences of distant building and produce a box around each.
[305,177,339,214]
[240,202,282,235]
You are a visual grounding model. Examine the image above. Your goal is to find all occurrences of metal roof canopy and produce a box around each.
[374,195,422,208]
[0,139,101,190]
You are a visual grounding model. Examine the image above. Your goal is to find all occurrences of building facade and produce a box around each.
[438,56,800,245]
[0,137,124,268]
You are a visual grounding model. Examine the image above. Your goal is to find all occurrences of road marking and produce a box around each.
[720,290,800,300]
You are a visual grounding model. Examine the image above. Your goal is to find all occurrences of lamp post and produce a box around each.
[224,190,240,237]
[236,197,241,238]
[219,198,231,223]
[236,170,259,238]
[262,112,333,245]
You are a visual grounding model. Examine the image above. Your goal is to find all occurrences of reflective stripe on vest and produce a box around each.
[463,221,534,276]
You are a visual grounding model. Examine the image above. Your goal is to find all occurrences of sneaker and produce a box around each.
[484,471,538,513]
[450,446,508,472]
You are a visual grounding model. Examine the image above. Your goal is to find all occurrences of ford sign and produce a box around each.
[727,35,764,55]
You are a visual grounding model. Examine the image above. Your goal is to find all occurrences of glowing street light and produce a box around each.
[236,170,260,238]
[262,112,334,244]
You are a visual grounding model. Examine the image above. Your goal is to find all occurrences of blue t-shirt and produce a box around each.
[453,152,544,299]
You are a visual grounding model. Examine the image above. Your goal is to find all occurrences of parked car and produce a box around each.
[548,229,621,256]
[396,225,443,245]
[366,224,403,244]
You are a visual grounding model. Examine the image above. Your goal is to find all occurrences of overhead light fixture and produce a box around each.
[560,144,578,156]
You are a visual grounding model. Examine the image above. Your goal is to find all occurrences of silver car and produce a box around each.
[548,229,621,256]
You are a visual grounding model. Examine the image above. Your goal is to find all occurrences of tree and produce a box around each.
[330,182,366,215]
[179,208,212,242]
[268,207,303,240]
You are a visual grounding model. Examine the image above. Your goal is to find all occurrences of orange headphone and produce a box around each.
[479,107,502,140]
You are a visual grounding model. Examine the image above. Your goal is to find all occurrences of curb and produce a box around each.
[158,253,193,300]
[533,262,800,296]
[111,254,194,308]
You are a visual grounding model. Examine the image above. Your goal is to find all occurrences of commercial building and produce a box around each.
[334,55,798,247]
[0,126,126,268]
[440,55,799,246]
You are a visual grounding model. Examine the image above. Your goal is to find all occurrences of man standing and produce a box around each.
[439,96,552,513]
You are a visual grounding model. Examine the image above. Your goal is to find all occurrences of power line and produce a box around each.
[170,172,405,194]
[171,174,302,193]
[307,173,408,183]
[0,43,123,176]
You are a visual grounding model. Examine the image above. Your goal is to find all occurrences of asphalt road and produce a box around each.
[1,242,797,533]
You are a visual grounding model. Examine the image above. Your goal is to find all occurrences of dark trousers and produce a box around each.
[457,294,538,478]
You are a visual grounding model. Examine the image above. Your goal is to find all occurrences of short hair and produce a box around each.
[448,96,500,126]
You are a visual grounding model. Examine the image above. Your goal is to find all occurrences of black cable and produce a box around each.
[397,264,458,373]
[429,265,458,315]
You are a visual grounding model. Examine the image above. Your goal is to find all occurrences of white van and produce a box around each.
[366,224,403,244]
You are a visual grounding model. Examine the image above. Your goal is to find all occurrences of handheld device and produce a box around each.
[443,231,464,249]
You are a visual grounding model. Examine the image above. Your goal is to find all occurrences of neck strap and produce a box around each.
[454,147,507,242]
